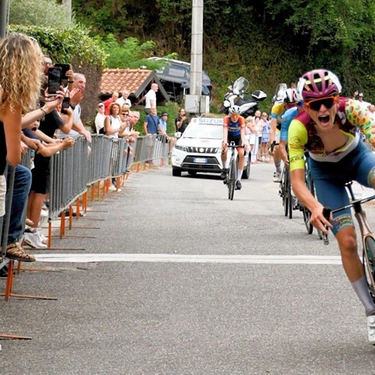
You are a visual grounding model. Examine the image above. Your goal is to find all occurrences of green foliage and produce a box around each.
[95,34,157,69]
[9,0,74,28]
[8,24,108,69]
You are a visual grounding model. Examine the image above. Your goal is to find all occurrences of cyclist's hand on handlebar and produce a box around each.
[310,205,332,234]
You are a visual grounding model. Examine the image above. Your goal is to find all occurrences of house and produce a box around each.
[99,68,169,108]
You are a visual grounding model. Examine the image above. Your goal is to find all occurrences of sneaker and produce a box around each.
[367,316,375,345]
[24,231,47,249]
[220,169,228,180]
[235,180,242,190]
[273,172,281,183]
[108,185,116,192]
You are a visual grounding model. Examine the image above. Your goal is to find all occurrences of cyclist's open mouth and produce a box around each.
[318,115,330,125]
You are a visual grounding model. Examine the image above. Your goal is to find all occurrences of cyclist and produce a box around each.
[288,69,375,345]
[269,87,297,182]
[279,88,302,168]
[221,105,247,190]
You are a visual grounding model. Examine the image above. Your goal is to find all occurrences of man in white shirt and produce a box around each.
[144,83,158,114]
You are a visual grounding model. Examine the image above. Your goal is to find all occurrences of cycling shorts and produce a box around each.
[309,140,375,235]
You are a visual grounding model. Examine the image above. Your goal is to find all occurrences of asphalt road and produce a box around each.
[1,162,375,375]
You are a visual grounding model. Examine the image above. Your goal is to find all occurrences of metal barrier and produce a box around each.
[1,133,169,259]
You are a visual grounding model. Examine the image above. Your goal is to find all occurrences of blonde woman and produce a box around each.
[0,33,45,262]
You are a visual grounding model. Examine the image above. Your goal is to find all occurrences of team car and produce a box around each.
[171,117,251,178]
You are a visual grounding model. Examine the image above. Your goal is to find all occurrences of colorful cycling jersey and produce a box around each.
[280,107,298,142]
[270,102,288,129]
[223,115,245,137]
[288,97,375,171]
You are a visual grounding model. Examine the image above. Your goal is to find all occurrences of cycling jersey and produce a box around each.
[280,107,298,142]
[288,97,375,171]
[270,102,288,129]
[223,115,245,137]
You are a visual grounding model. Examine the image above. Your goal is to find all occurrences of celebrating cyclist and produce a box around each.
[221,105,247,190]
[269,87,297,182]
[288,69,375,345]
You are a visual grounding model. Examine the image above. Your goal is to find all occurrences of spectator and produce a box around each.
[120,111,140,173]
[63,72,92,142]
[0,33,45,262]
[95,102,105,134]
[245,116,257,163]
[260,113,271,162]
[103,91,119,116]
[116,90,131,107]
[353,90,359,100]
[175,108,188,134]
[253,109,262,162]
[144,107,159,162]
[358,93,371,107]
[104,102,126,191]
[158,112,176,155]
[119,105,131,126]
[144,83,158,114]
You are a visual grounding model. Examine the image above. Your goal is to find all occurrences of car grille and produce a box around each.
[185,147,219,154]
[182,156,221,172]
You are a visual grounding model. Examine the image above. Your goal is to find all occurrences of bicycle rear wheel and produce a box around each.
[365,237,375,301]
[228,157,236,200]
[303,170,314,234]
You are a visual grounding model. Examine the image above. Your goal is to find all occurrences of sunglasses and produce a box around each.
[122,112,129,115]
[305,96,338,111]
[97,104,104,108]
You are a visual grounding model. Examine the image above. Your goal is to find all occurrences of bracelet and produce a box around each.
[68,80,74,83]
[40,107,47,117]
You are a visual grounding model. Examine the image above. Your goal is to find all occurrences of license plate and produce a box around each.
[193,158,208,163]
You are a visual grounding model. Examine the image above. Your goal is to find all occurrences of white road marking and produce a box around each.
[35,253,342,265]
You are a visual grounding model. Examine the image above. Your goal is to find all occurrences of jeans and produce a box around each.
[4,165,32,244]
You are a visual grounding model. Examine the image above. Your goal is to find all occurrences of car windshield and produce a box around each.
[183,124,223,140]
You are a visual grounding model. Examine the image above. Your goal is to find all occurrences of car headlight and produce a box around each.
[175,144,188,152]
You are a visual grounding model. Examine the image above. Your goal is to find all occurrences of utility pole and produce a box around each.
[62,0,72,23]
[185,0,208,115]
[0,0,8,38]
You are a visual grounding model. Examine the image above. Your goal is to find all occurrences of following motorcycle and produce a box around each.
[219,77,267,117]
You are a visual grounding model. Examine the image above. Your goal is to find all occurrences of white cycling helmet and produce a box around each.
[229,105,241,115]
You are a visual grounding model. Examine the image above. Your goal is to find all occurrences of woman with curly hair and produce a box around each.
[0,33,44,262]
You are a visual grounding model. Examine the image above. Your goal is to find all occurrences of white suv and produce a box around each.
[171,117,250,178]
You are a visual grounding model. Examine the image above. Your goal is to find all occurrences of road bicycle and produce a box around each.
[323,182,375,301]
[223,142,244,200]
[279,165,293,219]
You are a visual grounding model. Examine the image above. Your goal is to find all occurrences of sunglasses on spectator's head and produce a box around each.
[305,96,338,111]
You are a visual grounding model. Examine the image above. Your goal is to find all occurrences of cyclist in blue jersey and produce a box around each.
[279,88,302,168]
[221,105,247,190]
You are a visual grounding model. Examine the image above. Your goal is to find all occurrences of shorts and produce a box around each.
[310,141,375,235]
[227,135,243,146]
[0,175,6,217]
[31,155,50,194]
[146,135,156,147]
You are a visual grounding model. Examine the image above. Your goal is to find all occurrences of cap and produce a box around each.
[161,112,168,116]
[359,93,364,97]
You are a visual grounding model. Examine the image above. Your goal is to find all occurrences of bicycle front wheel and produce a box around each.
[228,158,236,200]
[365,237,375,302]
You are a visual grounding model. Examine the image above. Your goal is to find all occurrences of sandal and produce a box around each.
[6,243,36,262]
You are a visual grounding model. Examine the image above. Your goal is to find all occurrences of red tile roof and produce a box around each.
[100,68,169,105]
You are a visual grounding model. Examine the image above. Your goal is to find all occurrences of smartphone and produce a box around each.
[47,67,62,95]
[54,63,71,81]
[61,97,70,114]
